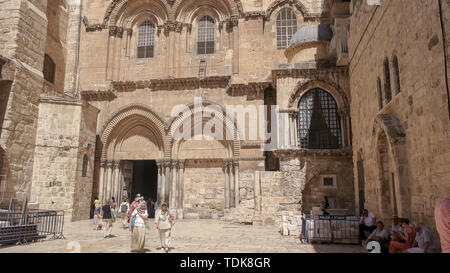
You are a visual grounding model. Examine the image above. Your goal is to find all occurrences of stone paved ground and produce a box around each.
[0,219,366,253]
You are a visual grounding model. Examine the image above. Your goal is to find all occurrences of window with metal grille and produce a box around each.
[43,54,55,83]
[137,21,155,58]
[297,88,342,149]
[197,15,215,55]
[276,8,297,49]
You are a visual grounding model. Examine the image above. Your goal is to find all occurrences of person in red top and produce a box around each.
[389,218,416,253]
[128,194,141,221]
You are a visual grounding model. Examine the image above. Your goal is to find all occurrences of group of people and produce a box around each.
[92,194,174,253]
[359,209,440,253]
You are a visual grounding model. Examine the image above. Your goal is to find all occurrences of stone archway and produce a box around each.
[372,114,410,221]
[98,104,167,205]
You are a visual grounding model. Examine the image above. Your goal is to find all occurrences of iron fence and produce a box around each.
[0,209,65,245]
[301,214,360,245]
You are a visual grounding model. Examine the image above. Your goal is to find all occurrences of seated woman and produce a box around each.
[389,218,416,253]
[365,221,390,253]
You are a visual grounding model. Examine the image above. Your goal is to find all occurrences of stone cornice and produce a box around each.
[111,76,231,93]
[271,64,348,87]
[39,95,83,106]
[81,89,117,101]
[273,148,352,159]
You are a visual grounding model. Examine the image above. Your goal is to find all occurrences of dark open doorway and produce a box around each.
[130,161,158,204]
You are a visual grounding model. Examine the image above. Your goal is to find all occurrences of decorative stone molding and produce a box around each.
[112,76,231,92]
[82,16,106,32]
[227,82,271,98]
[372,114,406,144]
[265,0,310,20]
[0,55,15,82]
[273,148,353,160]
[81,90,117,101]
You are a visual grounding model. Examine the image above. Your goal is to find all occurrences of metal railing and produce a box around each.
[0,209,65,245]
[301,214,360,245]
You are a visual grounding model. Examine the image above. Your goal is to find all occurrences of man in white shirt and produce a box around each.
[359,209,377,241]
[406,226,440,253]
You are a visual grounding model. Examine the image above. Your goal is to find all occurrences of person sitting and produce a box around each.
[406,225,440,253]
[320,196,330,215]
[359,209,377,241]
[390,215,403,241]
[389,218,416,253]
[365,221,390,253]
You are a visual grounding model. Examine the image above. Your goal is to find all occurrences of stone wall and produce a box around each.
[348,0,450,234]
[30,96,98,221]
[183,159,225,219]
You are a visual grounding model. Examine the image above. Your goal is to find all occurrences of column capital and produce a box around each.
[100,160,107,167]
[177,159,185,169]
[106,161,114,168]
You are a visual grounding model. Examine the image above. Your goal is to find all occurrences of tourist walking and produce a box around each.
[111,197,117,221]
[93,196,101,230]
[119,198,130,228]
[130,202,149,253]
[435,197,450,253]
[155,202,174,252]
[100,200,114,238]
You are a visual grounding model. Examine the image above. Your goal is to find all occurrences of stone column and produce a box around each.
[223,160,231,209]
[156,161,162,209]
[230,161,235,208]
[170,160,178,210]
[233,161,240,207]
[292,112,298,147]
[113,160,121,203]
[232,19,239,74]
[98,160,106,203]
[106,161,114,203]
[177,160,185,217]
[164,160,171,205]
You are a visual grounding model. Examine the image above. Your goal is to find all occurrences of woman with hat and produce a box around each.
[130,201,149,252]
[155,202,174,252]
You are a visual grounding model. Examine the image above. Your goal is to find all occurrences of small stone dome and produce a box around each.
[289,24,333,47]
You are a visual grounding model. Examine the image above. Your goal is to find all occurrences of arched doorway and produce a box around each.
[377,131,398,220]
[98,105,166,207]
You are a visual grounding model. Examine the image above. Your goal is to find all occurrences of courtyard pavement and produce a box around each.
[0,219,366,253]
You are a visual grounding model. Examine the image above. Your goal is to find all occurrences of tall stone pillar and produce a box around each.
[106,161,114,203]
[223,160,231,209]
[177,160,185,218]
[156,161,162,208]
[164,160,171,205]
[233,161,240,207]
[292,112,298,147]
[231,18,239,74]
[98,160,106,204]
[113,160,121,203]
[230,162,235,208]
[170,160,178,210]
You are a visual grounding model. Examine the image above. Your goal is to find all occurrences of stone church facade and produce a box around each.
[0,0,448,237]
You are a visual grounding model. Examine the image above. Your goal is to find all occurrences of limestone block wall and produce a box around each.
[0,0,49,200]
[30,97,97,221]
[72,103,99,221]
[183,159,225,219]
[348,0,450,231]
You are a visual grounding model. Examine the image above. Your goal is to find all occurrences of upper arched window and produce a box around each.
[82,154,88,177]
[297,88,342,149]
[384,58,392,103]
[197,15,215,55]
[43,54,55,83]
[377,77,383,110]
[392,55,401,94]
[137,21,155,58]
[276,8,298,49]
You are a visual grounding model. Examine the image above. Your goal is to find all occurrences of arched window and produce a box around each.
[393,55,401,94]
[297,88,342,149]
[82,154,88,177]
[377,77,383,110]
[384,58,392,103]
[276,8,298,49]
[137,21,155,58]
[43,54,55,83]
[197,15,215,55]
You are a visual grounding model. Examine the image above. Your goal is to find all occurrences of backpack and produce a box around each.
[120,203,128,213]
